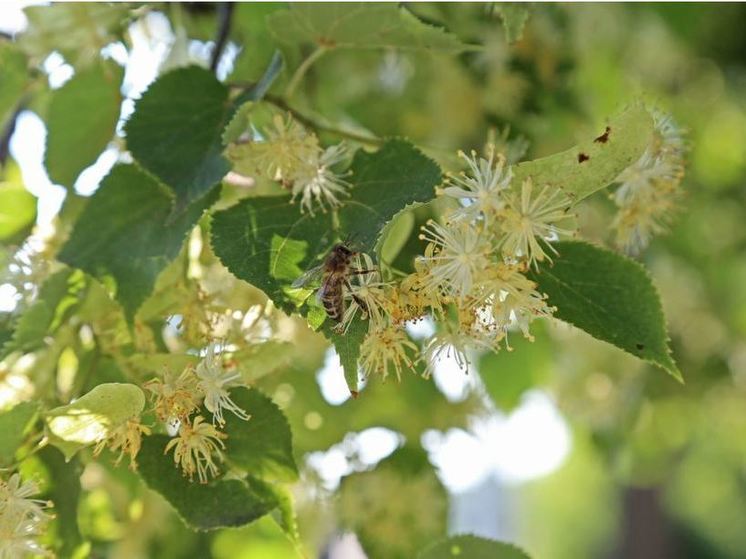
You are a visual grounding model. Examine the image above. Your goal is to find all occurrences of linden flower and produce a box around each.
[651,109,686,159]
[419,220,492,299]
[165,415,227,483]
[290,143,351,215]
[0,473,53,558]
[196,343,250,425]
[440,146,512,222]
[461,262,553,344]
[0,474,52,524]
[398,258,450,318]
[498,178,574,268]
[247,114,319,183]
[359,325,420,381]
[612,152,680,254]
[612,109,685,254]
[145,367,200,424]
[0,520,53,559]
[612,193,674,254]
[93,417,151,470]
[422,329,474,373]
[488,260,539,294]
[385,279,437,325]
[424,304,506,374]
[389,256,450,323]
[613,152,682,207]
[337,254,390,333]
[492,289,554,344]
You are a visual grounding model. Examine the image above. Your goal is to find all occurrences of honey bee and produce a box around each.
[292,243,374,323]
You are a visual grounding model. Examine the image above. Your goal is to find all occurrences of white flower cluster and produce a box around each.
[0,474,53,558]
[612,109,686,254]
[144,342,249,483]
[416,147,574,367]
[227,113,350,215]
[356,146,575,381]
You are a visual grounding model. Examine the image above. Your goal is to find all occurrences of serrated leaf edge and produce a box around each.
[417,533,532,559]
[539,240,682,382]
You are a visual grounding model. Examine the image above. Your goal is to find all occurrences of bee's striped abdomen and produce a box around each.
[320,276,345,322]
[323,296,343,322]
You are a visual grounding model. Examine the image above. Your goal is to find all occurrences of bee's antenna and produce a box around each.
[344,231,362,251]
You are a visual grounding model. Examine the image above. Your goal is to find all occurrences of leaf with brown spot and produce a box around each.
[512,104,653,202]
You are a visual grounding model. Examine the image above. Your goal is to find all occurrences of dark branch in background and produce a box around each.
[0,105,24,166]
[0,30,14,41]
[209,3,235,73]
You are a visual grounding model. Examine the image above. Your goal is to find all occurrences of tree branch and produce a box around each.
[209,3,235,73]
[263,94,384,146]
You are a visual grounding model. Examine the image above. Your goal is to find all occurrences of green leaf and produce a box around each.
[324,318,367,397]
[210,195,334,313]
[38,446,86,559]
[45,61,122,188]
[378,205,416,266]
[529,241,681,380]
[418,535,531,559]
[20,4,126,66]
[137,435,280,531]
[222,101,255,146]
[0,43,28,127]
[58,164,219,321]
[266,483,300,543]
[0,401,39,466]
[478,324,551,412]
[1,268,86,360]
[0,163,36,241]
[495,4,532,43]
[45,382,145,460]
[124,67,231,212]
[220,387,298,482]
[339,139,441,253]
[512,104,654,203]
[268,3,470,52]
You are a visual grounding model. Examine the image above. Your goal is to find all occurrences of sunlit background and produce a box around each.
[2,3,746,558]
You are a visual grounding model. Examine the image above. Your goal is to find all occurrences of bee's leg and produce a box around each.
[344,279,370,316]
[351,294,370,318]
[349,268,376,276]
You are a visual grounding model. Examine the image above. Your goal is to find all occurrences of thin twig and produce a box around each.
[284,46,327,99]
[264,94,384,146]
[209,3,235,73]
[229,88,458,159]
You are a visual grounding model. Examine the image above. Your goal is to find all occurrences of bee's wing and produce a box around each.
[316,272,340,303]
[291,264,325,289]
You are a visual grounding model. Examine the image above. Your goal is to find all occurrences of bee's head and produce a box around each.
[332,242,354,257]
[336,232,362,254]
